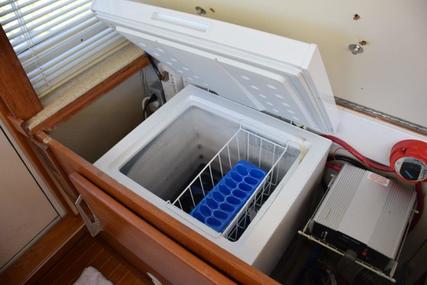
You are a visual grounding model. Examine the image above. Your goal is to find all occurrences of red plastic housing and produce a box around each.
[390,140,427,183]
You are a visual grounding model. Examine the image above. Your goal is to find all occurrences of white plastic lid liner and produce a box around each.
[92,0,340,133]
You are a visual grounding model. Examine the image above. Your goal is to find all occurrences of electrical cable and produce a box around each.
[141,67,150,97]
[147,53,162,80]
[322,134,424,230]
[328,154,367,170]
[142,93,158,119]
[322,134,394,172]
[331,146,344,159]
[146,53,167,104]
[323,156,366,193]
[325,161,342,172]
[141,97,150,119]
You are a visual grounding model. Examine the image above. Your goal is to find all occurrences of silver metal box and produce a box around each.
[314,164,415,259]
[302,163,416,281]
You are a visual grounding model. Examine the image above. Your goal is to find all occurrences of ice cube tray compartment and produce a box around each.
[190,160,266,232]
[171,127,290,241]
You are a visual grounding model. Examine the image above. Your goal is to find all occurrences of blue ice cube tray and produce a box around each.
[190,160,266,233]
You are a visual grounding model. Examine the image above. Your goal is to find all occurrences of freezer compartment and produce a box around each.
[120,107,239,202]
[95,85,332,272]
[119,106,300,241]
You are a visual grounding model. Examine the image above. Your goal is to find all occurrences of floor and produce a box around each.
[37,232,150,285]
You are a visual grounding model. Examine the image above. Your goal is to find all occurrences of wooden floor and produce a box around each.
[36,232,150,285]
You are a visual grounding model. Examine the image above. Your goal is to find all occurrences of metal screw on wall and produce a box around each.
[348,43,364,55]
[195,6,207,16]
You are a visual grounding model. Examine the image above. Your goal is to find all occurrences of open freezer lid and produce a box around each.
[92,0,340,133]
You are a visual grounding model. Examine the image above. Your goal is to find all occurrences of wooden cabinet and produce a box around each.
[0,126,59,270]
[69,172,234,285]
[0,26,278,283]
[39,131,278,285]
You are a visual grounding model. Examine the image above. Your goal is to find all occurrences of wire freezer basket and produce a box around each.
[171,127,289,241]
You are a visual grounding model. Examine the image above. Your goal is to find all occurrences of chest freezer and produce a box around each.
[93,0,338,273]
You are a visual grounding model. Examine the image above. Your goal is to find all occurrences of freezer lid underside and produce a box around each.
[92,0,339,133]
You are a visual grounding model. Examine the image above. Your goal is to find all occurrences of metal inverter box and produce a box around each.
[310,164,416,270]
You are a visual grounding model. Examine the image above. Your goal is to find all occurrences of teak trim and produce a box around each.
[0,25,42,120]
[0,24,75,213]
[0,215,84,285]
[0,100,74,213]
[36,130,279,285]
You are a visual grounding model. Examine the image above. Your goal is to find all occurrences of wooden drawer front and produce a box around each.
[69,173,235,285]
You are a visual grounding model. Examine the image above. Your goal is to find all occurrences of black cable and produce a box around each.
[328,154,367,170]
[321,179,329,191]
[146,53,167,104]
[147,54,162,79]
[142,93,158,119]
[323,155,366,191]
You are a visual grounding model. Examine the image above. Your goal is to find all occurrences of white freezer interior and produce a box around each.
[92,0,336,274]
[95,85,331,273]
[119,106,301,203]
[120,107,240,202]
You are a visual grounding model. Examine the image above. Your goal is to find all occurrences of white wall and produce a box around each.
[137,0,427,127]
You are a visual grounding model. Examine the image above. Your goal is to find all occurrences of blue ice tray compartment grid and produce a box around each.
[190,160,266,233]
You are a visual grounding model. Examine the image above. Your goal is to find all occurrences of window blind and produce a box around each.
[0,0,127,97]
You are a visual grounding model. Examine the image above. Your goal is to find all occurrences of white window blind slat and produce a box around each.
[32,33,124,86]
[0,0,127,97]
[1,0,39,18]
[13,12,93,54]
[9,2,91,44]
[19,17,99,63]
[4,0,90,34]
[27,27,116,79]
[2,0,61,26]
[22,21,106,70]
[34,37,127,95]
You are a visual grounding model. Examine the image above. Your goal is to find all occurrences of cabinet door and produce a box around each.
[69,172,235,285]
[0,127,58,270]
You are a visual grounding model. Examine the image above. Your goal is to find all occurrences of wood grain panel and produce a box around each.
[0,85,72,215]
[99,232,158,285]
[38,131,278,285]
[0,215,84,285]
[39,231,150,285]
[0,25,42,120]
[0,126,59,268]
[69,172,235,285]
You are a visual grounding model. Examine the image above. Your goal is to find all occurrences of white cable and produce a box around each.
[141,97,151,119]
